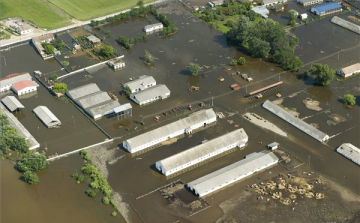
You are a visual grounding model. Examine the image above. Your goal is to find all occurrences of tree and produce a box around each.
[16,153,48,173]
[237,57,246,65]
[52,83,67,94]
[248,38,270,58]
[102,196,110,205]
[230,59,238,66]
[99,45,115,58]
[308,63,335,86]
[23,171,39,185]
[343,94,356,106]
[50,74,58,81]
[288,10,298,20]
[136,0,144,8]
[186,63,201,76]
[289,37,299,50]
[274,47,303,72]
[124,86,131,96]
[289,19,296,27]
[43,44,54,55]
[86,189,96,197]
[144,50,157,64]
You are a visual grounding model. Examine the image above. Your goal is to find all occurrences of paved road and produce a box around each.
[0,0,168,48]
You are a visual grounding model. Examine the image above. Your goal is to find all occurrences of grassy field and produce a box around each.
[0,0,72,29]
[48,0,156,21]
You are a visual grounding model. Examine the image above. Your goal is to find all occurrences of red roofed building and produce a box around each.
[11,80,38,95]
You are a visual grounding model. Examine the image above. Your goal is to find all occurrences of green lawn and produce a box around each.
[48,0,156,21]
[0,0,72,29]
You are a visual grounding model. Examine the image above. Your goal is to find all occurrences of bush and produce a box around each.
[61,61,69,66]
[230,59,238,66]
[23,171,39,185]
[343,94,356,106]
[237,57,246,65]
[102,196,110,205]
[112,211,117,217]
[52,83,67,94]
[50,74,58,81]
[16,153,48,173]
[79,150,90,161]
[186,63,201,76]
[86,189,96,197]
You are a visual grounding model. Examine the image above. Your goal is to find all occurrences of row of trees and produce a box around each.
[117,35,147,49]
[227,16,303,72]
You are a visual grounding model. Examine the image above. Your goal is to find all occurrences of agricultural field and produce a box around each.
[48,0,157,20]
[0,0,72,29]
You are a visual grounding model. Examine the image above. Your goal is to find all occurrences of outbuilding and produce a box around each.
[300,13,308,20]
[187,151,279,197]
[1,96,25,112]
[33,106,61,128]
[311,2,342,16]
[123,75,156,93]
[251,6,270,18]
[11,80,38,95]
[129,84,170,106]
[123,109,217,153]
[336,143,360,166]
[108,56,125,70]
[267,142,279,150]
[87,35,101,44]
[144,23,163,34]
[296,0,323,7]
[337,63,360,78]
[155,129,249,176]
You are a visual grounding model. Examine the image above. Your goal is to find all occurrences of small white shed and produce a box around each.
[267,142,279,150]
[300,13,308,20]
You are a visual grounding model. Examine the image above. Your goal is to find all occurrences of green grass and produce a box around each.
[48,0,156,21]
[0,0,72,29]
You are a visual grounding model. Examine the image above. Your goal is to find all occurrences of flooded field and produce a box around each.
[1,1,359,223]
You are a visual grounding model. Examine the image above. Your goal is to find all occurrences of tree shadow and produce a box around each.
[213,34,229,49]
[179,69,191,76]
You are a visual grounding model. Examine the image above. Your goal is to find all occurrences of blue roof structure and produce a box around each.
[312,2,342,13]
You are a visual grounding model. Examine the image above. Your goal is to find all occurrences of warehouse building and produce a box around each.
[337,143,360,166]
[155,129,249,176]
[0,72,32,92]
[187,151,279,197]
[311,2,342,16]
[1,96,25,112]
[337,63,360,78]
[123,75,156,93]
[129,84,170,106]
[297,0,323,7]
[33,106,61,128]
[11,80,38,95]
[67,83,120,120]
[123,109,217,153]
[262,100,329,142]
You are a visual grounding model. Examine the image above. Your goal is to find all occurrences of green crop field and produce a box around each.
[48,0,156,21]
[0,0,72,29]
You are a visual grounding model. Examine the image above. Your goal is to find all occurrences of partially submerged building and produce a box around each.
[123,75,156,93]
[311,2,342,16]
[87,35,101,44]
[187,151,279,197]
[1,96,25,112]
[155,129,249,176]
[108,56,125,70]
[251,6,270,18]
[33,106,62,128]
[337,143,360,166]
[0,72,32,93]
[262,100,329,142]
[144,23,163,34]
[337,63,360,78]
[262,0,287,7]
[11,80,38,95]
[129,84,170,106]
[297,0,323,7]
[32,33,55,59]
[123,109,217,153]
[66,83,120,120]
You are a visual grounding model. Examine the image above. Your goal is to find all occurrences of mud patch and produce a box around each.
[243,113,287,137]
[303,98,323,111]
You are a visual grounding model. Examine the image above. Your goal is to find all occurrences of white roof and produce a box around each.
[125,109,217,150]
[33,106,61,127]
[337,143,360,165]
[262,100,329,142]
[85,100,120,118]
[263,0,279,4]
[157,129,248,174]
[342,63,360,75]
[113,103,132,113]
[252,6,270,18]
[131,84,170,103]
[1,96,25,112]
[187,151,278,196]
[124,75,156,91]
[0,73,32,88]
[75,91,113,108]
[67,83,101,100]
[144,23,163,30]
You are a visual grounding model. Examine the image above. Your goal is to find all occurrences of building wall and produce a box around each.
[130,92,170,106]
[0,85,12,92]
[342,69,360,78]
[298,0,323,6]
[13,86,37,95]
[311,7,342,16]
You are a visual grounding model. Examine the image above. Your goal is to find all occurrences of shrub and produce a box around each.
[86,189,96,197]
[79,150,90,161]
[112,211,117,217]
[52,83,67,94]
[230,59,238,66]
[16,153,48,173]
[102,196,110,205]
[343,94,356,106]
[23,171,39,185]
[237,57,246,65]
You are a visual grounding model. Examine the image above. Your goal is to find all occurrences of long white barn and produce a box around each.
[123,109,217,153]
[155,129,249,176]
[337,143,360,166]
[187,151,279,197]
[262,100,329,142]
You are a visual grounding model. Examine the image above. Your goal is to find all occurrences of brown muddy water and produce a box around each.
[1,1,360,223]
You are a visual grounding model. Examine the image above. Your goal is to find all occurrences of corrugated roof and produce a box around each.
[1,96,25,112]
[113,103,132,113]
[262,100,329,142]
[187,151,278,197]
[312,2,342,12]
[342,63,360,75]
[12,80,37,91]
[131,84,170,104]
[144,23,163,30]
[33,106,61,127]
[67,83,101,100]
[252,6,270,18]
[0,73,32,89]
[124,75,156,92]
[75,91,112,108]
[157,129,248,175]
[124,109,217,151]
[337,143,360,165]
[85,100,120,118]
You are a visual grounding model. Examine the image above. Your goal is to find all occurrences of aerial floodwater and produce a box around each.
[1,1,359,223]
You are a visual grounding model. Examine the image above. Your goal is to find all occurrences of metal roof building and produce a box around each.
[155,129,249,176]
[311,2,342,16]
[251,6,270,18]
[1,96,25,112]
[123,109,217,153]
[0,72,32,93]
[187,151,279,197]
[129,84,170,106]
[67,83,101,100]
[297,0,323,6]
[85,100,121,119]
[33,106,61,128]
[123,75,156,93]
[339,63,360,77]
[337,143,360,166]
[262,100,329,142]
